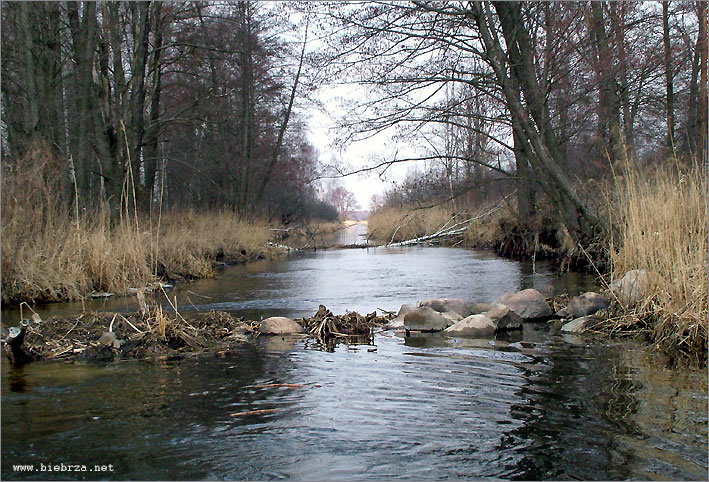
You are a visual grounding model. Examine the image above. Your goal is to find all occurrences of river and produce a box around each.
[1,224,707,480]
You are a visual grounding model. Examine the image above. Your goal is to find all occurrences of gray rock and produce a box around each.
[98,331,123,349]
[611,269,661,307]
[397,304,417,317]
[259,317,303,335]
[493,289,553,320]
[484,303,523,331]
[470,303,492,315]
[441,311,463,323]
[444,314,496,337]
[404,307,451,332]
[559,292,609,318]
[419,298,472,317]
[561,315,599,333]
[387,316,406,329]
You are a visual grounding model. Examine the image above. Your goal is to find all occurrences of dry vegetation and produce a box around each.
[1,148,276,305]
[602,159,708,362]
[367,204,451,243]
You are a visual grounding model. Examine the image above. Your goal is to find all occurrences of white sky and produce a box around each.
[306,83,422,211]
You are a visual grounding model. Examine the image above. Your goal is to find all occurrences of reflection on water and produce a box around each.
[1,332,706,480]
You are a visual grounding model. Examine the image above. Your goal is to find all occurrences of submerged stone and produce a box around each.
[560,315,599,333]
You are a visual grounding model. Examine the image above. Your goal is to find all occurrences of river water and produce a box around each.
[1,225,707,480]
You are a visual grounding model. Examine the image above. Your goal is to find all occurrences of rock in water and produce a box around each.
[561,315,599,333]
[259,317,304,335]
[440,311,463,323]
[419,298,473,317]
[90,292,114,299]
[470,303,492,315]
[444,314,496,337]
[558,292,609,319]
[484,304,523,331]
[493,289,553,320]
[387,303,416,328]
[397,304,417,317]
[404,307,451,332]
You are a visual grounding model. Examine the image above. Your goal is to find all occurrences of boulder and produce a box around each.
[558,292,609,319]
[470,303,493,315]
[397,303,417,317]
[259,317,303,335]
[484,303,523,331]
[404,307,451,332]
[387,316,405,329]
[98,331,123,349]
[611,269,661,307]
[441,311,463,323]
[419,298,473,317]
[561,315,599,333]
[493,289,553,320]
[444,314,496,337]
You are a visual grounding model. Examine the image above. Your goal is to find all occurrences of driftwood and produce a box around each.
[386,200,507,247]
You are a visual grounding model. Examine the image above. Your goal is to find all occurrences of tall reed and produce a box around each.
[607,159,707,361]
[1,146,275,304]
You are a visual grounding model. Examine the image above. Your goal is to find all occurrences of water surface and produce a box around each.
[1,229,706,480]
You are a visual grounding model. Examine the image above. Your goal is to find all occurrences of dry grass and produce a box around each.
[1,146,275,304]
[605,158,708,362]
[368,204,451,243]
[1,209,275,305]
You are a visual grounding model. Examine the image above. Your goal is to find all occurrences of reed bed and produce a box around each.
[604,159,707,362]
[1,207,275,305]
[367,204,451,243]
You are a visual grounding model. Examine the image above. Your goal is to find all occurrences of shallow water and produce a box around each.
[1,228,707,480]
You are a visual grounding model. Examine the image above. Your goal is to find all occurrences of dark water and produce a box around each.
[1,229,707,480]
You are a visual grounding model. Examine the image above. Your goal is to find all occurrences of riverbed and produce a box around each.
[1,225,707,480]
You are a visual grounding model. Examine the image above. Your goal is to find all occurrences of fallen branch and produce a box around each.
[385,198,508,247]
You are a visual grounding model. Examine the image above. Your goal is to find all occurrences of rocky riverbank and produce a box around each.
[3,267,681,366]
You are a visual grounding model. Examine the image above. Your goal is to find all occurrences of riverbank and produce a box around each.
[367,160,707,363]
[1,209,279,306]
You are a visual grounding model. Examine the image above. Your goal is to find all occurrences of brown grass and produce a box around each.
[604,158,708,362]
[1,146,275,305]
[367,204,451,243]
[1,209,275,305]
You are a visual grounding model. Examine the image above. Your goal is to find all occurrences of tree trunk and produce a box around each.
[143,3,165,212]
[254,16,309,211]
[127,1,152,211]
[474,2,605,241]
[698,0,707,163]
[589,1,624,166]
[663,1,675,154]
[609,2,635,159]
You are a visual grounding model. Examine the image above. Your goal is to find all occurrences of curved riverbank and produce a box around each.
[367,162,707,364]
